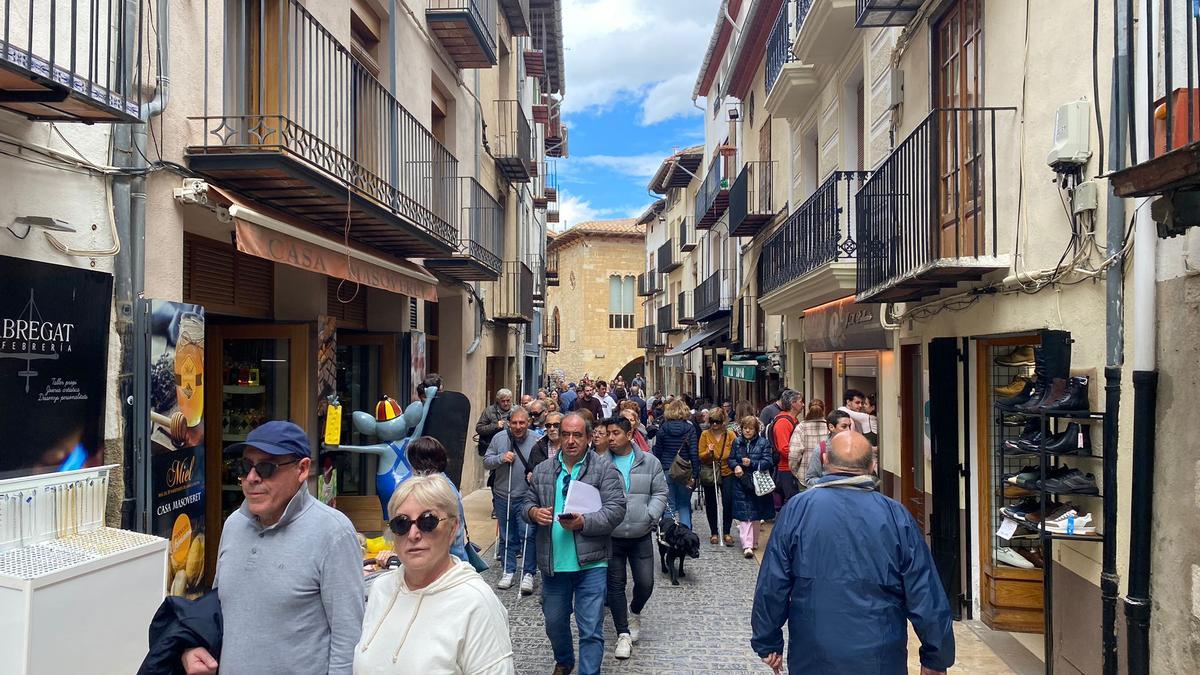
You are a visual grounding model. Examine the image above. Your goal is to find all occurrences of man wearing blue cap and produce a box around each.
[181,421,364,675]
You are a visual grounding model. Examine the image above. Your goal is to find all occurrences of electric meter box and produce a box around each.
[1047,100,1092,171]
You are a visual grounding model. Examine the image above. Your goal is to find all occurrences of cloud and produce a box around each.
[571,152,666,180]
[557,191,650,229]
[563,0,720,125]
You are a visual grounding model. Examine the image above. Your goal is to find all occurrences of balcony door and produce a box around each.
[934,0,983,258]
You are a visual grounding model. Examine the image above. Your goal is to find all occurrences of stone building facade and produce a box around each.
[544,219,646,385]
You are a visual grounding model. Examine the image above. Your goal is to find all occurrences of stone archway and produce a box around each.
[613,356,644,385]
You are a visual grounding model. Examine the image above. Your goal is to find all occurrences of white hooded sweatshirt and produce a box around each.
[354,559,515,674]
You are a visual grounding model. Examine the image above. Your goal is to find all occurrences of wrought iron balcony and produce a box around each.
[527,253,546,301]
[0,0,142,122]
[427,0,498,69]
[547,124,568,158]
[187,0,458,258]
[765,1,796,95]
[499,0,531,35]
[494,99,532,182]
[855,108,1011,302]
[490,261,535,324]
[695,269,734,321]
[658,303,680,334]
[636,270,661,297]
[545,161,559,202]
[855,0,923,28]
[729,161,777,237]
[677,291,696,324]
[658,239,680,273]
[546,249,559,286]
[735,296,766,352]
[425,178,504,281]
[1111,0,1200,199]
[695,160,731,230]
[678,217,697,252]
[758,171,868,301]
[543,309,560,352]
[637,325,664,350]
[547,204,560,223]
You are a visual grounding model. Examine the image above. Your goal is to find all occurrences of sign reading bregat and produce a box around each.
[0,255,111,479]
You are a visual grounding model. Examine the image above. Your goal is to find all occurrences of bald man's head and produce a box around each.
[826,430,875,474]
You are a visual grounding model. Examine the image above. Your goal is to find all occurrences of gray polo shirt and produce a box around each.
[216,486,364,675]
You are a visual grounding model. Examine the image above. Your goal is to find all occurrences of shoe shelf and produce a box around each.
[1045,531,1104,542]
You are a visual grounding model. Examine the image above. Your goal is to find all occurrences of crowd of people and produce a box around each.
[166,375,953,675]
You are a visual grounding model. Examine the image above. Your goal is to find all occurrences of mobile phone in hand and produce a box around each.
[557,512,578,521]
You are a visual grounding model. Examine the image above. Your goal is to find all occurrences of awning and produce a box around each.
[722,360,758,382]
[665,319,731,357]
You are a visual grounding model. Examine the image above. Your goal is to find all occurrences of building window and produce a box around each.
[608,274,635,329]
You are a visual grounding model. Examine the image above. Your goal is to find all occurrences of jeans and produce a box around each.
[492,495,536,575]
[702,476,735,537]
[543,567,608,674]
[607,534,655,634]
[667,481,694,529]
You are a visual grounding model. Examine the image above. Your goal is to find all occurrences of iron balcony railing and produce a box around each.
[678,216,697,252]
[729,161,777,237]
[527,253,546,300]
[493,99,532,181]
[677,291,696,324]
[855,0,922,28]
[543,311,560,351]
[546,248,559,283]
[695,159,730,229]
[759,171,869,297]
[498,0,531,36]
[658,239,679,272]
[765,0,796,94]
[1126,1,1200,172]
[695,268,734,321]
[191,0,458,248]
[460,177,504,274]
[491,261,534,323]
[855,107,1009,298]
[736,296,766,352]
[657,303,676,334]
[427,0,498,66]
[636,269,661,296]
[0,0,142,122]
[637,325,663,349]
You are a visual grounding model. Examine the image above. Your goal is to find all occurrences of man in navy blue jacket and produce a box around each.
[751,430,954,674]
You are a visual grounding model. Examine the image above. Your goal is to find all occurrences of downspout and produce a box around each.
[1101,0,1128,671]
[466,68,484,357]
[1125,0,1157,669]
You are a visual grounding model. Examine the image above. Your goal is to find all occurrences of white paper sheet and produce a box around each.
[563,479,602,515]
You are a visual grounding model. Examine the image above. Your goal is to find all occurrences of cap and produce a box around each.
[225,420,311,460]
[375,395,402,422]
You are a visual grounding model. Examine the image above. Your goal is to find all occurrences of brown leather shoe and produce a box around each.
[994,375,1030,397]
[552,665,574,675]
[723,534,735,546]
[1003,485,1035,498]
[710,535,719,545]
[995,345,1037,367]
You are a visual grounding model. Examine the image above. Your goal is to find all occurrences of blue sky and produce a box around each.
[554,0,721,228]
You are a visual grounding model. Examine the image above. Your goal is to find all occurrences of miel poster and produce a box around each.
[147,300,207,597]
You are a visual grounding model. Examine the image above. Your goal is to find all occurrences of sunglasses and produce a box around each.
[238,458,300,479]
[545,422,560,429]
[389,511,448,536]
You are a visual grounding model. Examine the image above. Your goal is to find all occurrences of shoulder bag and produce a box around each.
[751,439,777,496]
[667,429,695,486]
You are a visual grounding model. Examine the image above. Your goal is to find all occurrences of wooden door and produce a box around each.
[934,0,984,258]
[900,344,926,525]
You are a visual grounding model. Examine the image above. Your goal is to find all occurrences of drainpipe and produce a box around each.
[1101,0,1128,671]
[1125,0,1158,668]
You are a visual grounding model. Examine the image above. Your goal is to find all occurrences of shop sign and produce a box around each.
[145,301,207,597]
[803,298,890,353]
[0,256,112,480]
[234,220,438,302]
[722,360,758,382]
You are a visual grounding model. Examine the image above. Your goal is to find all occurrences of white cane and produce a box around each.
[714,459,725,548]
[503,457,513,585]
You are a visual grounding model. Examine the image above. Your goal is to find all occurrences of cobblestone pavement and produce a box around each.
[482,534,767,673]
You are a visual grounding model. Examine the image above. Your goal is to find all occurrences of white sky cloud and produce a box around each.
[570,152,666,180]
[557,191,649,229]
[562,0,720,125]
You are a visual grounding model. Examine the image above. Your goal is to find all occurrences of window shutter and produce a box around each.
[184,234,273,317]
[326,278,367,329]
[409,298,418,329]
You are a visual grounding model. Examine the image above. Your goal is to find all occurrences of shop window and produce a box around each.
[608,274,634,329]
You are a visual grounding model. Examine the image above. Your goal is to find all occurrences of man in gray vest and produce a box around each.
[483,405,540,594]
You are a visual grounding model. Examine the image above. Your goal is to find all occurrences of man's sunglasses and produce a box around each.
[389,511,448,536]
[237,458,299,479]
[545,422,561,429]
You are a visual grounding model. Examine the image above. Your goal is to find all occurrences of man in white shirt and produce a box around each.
[596,380,618,419]
[838,389,875,435]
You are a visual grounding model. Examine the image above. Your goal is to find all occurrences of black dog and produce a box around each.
[657,515,700,585]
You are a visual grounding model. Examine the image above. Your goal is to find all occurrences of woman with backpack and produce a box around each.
[728,416,775,558]
[698,407,736,545]
[653,398,701,529]
[804,410,857,486]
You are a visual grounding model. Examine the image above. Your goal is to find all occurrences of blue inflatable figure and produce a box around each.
[336,387,436,520]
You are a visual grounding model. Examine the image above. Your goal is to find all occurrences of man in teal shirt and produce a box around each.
[525,413,626,675]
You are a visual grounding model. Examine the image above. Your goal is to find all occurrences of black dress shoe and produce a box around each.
[1044,423,1091,454]
[1042,376,1090,413]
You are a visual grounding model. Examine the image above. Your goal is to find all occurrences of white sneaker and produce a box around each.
[520,573,535,595]
[615,633,633,660]
[496,572,514,590]
[1044,513,1095,534]
[996,546,1034,569]
[629,613,641,643]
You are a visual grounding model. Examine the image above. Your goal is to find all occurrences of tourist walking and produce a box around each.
[789,401,831,488]
[769,390,804,506]
[355,475,515,674]
[575,382,604,421]
[698,407,735,546]
[182,422,364,675]
[482,406,539,595]
[751,431,954,674]
[652,399,700,529]
[598,416,668,660]
[560,383,577,413]
[523,414,627,675]
[596,381,618,418]
[729,417,775,558]
[475,388,515,456]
